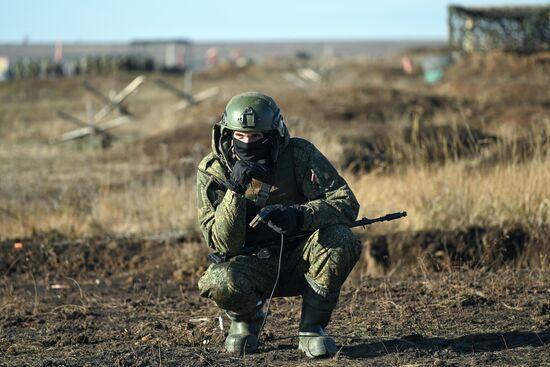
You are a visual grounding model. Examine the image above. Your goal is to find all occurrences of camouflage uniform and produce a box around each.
[197,129,362,314]
[195,91,362,357]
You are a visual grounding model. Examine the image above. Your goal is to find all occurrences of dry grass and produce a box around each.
[2,152,548,243]
[0,167,197,239]
[89,172,197,236]
[347,158,550,234]
[0,117,548,241]
[0,53,548,270]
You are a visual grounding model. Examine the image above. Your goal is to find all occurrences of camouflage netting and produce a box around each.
[449,5,550,53]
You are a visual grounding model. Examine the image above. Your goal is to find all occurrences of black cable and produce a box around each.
[257,233,284,341]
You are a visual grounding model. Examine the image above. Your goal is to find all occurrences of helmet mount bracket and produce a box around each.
[238,107,256,128]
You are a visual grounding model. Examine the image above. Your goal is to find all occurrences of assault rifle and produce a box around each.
[207,210,407,264]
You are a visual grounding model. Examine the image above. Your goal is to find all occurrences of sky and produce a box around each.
[1,0,547,43]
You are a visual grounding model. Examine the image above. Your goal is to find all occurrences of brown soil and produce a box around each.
[2,231,549,366]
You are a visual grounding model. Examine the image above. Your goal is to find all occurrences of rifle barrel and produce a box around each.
[351,211,407,228]
[209,211,407,263]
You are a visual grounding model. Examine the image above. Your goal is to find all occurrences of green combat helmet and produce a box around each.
[218,91,285,137]
[215,91,287,167]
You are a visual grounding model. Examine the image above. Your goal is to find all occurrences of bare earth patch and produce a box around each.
[1,237,549,366]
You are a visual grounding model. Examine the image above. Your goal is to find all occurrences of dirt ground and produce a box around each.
[1,235,549,367]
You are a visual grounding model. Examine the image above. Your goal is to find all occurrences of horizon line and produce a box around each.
[0,37,447,45]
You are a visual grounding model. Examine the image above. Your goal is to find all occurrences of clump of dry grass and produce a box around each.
[347,158,550,234]
[0,171,197,239]
[88,172,197,236]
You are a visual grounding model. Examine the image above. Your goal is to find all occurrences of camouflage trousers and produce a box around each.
[198,224,362,315]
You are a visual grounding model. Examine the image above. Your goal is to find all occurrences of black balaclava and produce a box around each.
[232,135,272,162]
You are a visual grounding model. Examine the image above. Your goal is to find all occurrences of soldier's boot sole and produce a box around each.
[298,332,337,358]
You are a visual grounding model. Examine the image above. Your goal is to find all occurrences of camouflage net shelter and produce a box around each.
[449,5,550,53]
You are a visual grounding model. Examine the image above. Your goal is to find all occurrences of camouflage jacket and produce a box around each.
[196,127,360,253]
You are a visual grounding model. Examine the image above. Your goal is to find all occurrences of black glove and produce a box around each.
[224,160,271,195]
[265,205,303,235]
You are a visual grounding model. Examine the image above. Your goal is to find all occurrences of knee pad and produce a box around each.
[317,224,362,263]
[198,263,258,314]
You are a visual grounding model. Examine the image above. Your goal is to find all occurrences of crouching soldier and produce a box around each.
[196,91,362,358]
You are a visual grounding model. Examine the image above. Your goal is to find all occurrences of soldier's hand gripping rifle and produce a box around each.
[207,208,407,264]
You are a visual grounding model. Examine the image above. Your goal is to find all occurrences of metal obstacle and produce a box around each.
[52,75,145,147]
[155,72,219,111]
[282,67,323,89]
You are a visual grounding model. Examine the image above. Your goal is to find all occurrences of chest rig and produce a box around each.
[243,144,307,245]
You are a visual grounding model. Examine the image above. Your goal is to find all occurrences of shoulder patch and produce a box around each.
[288,138,317,185]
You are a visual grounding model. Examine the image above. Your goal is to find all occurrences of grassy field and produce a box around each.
[1,52,549,267]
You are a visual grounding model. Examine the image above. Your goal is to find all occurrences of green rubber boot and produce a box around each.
[225,308,265,354]
[298,282,339,358]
